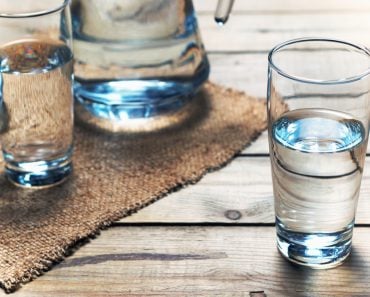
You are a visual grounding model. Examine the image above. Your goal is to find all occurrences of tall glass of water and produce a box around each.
[0,1,73,187]
[267,38,370,268]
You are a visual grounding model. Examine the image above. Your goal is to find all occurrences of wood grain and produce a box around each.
[194,0,370,12]
[121,157,370,224]
[4,1,370,295]
[197,14,370,51]
[2,226,370,297]
[209,53,267,97]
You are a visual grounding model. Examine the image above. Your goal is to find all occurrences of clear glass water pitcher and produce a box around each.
[71,0,234,131]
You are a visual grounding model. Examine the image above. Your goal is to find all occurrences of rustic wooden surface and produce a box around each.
[4,227,370,297]
[4,1,370,296]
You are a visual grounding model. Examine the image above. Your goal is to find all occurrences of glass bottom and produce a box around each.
[276,218,353,269]
[73,62,210,132]
[4,153,72,188]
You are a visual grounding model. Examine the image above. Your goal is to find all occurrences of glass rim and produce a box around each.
[0,0,70,18]
[268,37,370,85]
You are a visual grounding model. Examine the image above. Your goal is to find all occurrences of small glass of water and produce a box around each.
[267,38,370,268]
[0,0,73,187]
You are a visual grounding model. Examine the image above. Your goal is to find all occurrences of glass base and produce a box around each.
[276,218,353,269]
[73,62,210,132]
[5,155,72,188]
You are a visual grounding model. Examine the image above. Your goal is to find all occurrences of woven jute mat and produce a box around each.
[0,82,267,292]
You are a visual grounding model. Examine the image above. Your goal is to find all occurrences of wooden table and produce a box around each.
[5,1,370,296]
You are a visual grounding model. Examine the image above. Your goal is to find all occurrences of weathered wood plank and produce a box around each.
[4,226,370,297]
[242,131,268,154]
[209,53,267,97]
[194,0,370,13]
[198,13,370,51]
[121,157,370,224]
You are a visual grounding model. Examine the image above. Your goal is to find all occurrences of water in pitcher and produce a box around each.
[0,39,73,187]
[270,108,367,266]
[71,0,210,125]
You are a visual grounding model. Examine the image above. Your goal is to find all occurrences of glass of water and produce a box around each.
[267,38,370,268]
[0,0,73,187]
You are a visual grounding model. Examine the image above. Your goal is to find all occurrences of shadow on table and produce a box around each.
[273,247,369,295]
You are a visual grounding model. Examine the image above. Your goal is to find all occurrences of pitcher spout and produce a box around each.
[215,0,235,25]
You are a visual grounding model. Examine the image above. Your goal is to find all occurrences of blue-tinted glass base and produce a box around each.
[73,61,210,130]
[5,154,72,188]
[276,218,353,269]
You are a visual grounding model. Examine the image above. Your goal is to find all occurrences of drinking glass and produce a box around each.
[267,38,370,268]
[0,0,73,187]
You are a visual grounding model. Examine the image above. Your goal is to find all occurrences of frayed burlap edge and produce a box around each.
[2,129,266,293]
[0,82,268,293]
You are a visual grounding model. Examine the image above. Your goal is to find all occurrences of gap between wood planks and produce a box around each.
[197,10,370,15]
[111,222,370,228]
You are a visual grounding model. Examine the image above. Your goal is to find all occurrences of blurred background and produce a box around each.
[195,0,370,98]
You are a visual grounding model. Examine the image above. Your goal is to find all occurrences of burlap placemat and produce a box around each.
[0,82,267,292]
